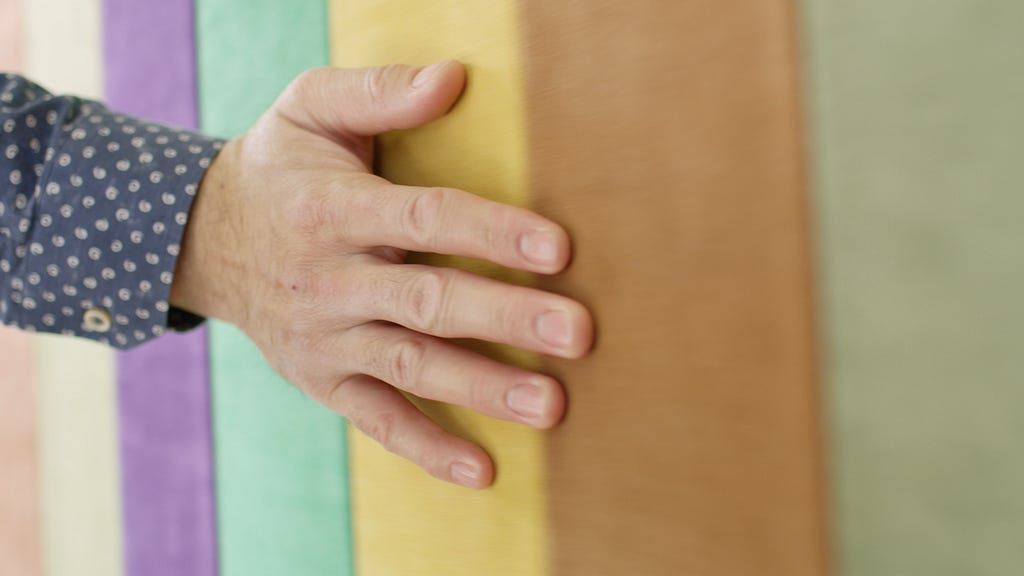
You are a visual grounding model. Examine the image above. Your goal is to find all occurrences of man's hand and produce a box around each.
[169,61,593,488]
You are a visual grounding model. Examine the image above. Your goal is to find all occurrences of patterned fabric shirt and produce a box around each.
[0,73,224,349]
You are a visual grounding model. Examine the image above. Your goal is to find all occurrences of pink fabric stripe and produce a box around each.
[0,329,40,576]
[0,4,42,575]
[0,0,22,70]
[102,1,217,575]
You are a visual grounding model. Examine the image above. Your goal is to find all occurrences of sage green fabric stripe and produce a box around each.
[803,2,1024,574]
[195,3,353,574]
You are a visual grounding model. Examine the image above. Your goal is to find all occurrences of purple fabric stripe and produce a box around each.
[103,2,217,575]
[103,1,200,126]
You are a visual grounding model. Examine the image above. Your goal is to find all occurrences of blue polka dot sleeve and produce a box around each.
[0,73,225,349]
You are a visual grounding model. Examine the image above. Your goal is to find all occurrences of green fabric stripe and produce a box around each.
[195,3,353,575]
[803,2,1024,574]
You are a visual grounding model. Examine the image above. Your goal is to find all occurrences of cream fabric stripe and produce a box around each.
[0,5,42,575]
[25,2,124,575]
[25,1,103,98]
[34,337,121,576]
[329,2,547,575]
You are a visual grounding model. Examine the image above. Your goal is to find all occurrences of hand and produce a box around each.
[169,61,593,488]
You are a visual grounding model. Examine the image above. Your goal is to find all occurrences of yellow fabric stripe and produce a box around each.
[25,2,124,575]
[328,2,546,575]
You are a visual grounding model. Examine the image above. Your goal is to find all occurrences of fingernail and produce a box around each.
[412,61,447,89]
[535,309,572,349]
[507,382,546,419]
[519,229,558,265]
[451,460,480,486]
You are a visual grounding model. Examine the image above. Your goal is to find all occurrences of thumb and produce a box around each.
[278,61,467,137]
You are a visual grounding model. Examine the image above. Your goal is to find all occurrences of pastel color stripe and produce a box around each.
[25,0,103,99]
[329,2,548,575]
[195,1,354,574]
[803,2,1024,574]
[0,4,42,575]
[6,3,1024,576]
[330,1,827,574]
[34,337,122,576]
[0,326,40,576]
[0,0,22,69]
[102,1,218,575]
[25,1,125,575]
[525,3,826,574]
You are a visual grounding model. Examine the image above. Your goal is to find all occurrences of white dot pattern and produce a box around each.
[0,74,224,349]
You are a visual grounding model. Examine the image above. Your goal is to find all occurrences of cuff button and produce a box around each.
[83,307,113,333]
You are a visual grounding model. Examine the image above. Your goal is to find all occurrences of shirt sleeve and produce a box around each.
[0,73,225,349]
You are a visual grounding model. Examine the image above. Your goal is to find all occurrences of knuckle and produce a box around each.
[329,275,365,319]
[482,224,502,256]
[285,191,333,234]
[274,321,305,350]
[404,187,447,246]
[403,269,448,333]
[466,378,494,414]
[482,204,512,254]
[333,182,380,244]
[365,412,397,452]
[282,68,327,108]
[495,291,525,343]
[419,450,448,480]
[364,65,401,105]
[388,338,427,392]
[271,315,326,366]
[290,369,332,400]
[292,67,324,91]
[323,375,357,411]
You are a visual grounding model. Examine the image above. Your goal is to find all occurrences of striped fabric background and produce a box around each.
[2,1,1024,575]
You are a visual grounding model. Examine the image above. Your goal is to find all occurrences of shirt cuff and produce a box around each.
[1,94,224,349]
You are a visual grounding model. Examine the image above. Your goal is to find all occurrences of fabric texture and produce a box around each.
[0,73,223,348]
[196,2,354,575]
[329,3,549,576]
[102,1,219,575]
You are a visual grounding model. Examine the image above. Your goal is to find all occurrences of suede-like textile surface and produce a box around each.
[103,1,217,575]
[195,1,355,575]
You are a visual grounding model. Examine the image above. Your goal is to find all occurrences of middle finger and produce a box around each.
[355,262,592,359]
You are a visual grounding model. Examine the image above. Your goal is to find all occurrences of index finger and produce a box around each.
[339,178,572,274]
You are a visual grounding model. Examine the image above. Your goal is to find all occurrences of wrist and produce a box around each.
[169,137,247,327]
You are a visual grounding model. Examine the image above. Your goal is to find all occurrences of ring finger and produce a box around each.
[340,321,565,429]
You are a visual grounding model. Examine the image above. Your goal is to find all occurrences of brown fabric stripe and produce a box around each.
[522,1,828,574]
